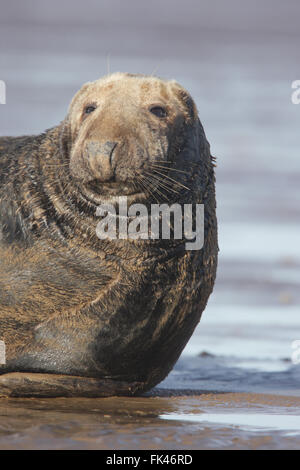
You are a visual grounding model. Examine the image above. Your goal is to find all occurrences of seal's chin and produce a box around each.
[80,179,146,206]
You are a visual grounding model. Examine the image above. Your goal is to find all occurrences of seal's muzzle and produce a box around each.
[85,140,118,182]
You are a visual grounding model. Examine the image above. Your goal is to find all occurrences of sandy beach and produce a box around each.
[0,392,299,450]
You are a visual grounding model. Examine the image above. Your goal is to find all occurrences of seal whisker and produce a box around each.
[149,164,191,175]
[143,171,181,195]
[135,173,155,199]
[149,168,191,192]
[154,159,202,169]
[143,170,177,193]
[150,65,160,76]
[140,174,169,202]
[134,174,149,195]
[142,173,177,202]
[138,174,162,203]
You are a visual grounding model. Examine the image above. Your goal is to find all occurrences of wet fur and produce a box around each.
[0,73,218,397]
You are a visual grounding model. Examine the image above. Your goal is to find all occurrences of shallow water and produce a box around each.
[0,0,299,450]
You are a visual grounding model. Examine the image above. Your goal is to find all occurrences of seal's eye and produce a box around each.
[85,105,97,114]
[149,106,168,118]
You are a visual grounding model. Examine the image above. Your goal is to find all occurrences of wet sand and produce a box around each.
[0,393,299,450]
[0,0,300,450]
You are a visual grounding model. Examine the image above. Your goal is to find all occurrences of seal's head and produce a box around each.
[60,72,201,205]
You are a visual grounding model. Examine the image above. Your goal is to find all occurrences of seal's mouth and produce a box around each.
[87,180,139,196]
[81,179,146,206]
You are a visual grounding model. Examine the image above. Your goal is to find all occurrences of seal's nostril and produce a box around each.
[87,141,118,161]
[86,141,118,182]
[108,141,118,165]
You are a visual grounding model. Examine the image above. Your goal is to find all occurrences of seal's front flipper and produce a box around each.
[0,372,143,398]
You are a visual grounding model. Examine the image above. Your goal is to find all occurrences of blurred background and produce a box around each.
[0,0,299,394]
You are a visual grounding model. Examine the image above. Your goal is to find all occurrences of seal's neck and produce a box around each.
[11,127,187,262]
